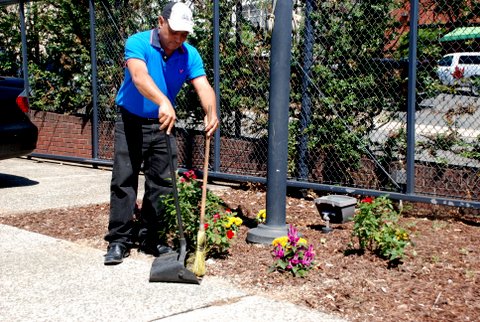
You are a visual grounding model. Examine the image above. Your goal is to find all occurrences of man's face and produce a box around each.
[158,17,189,54]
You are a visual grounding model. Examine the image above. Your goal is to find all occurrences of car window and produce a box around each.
[458,55,480,65]
[438,56,453,67]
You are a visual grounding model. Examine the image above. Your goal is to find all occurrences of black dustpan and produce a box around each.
[149,133,200,284]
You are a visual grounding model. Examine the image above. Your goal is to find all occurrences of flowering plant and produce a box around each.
[350,195,411,263]
[452,66,465,80]
[204,208,242,257]
[255,209,266,224]
[158,170,241,258]
[271,224,315,277]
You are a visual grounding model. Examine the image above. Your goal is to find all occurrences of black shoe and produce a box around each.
[104,243,130,265]
[139,242,174,257]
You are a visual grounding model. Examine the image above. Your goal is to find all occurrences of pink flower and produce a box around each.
[305,244,315,259]
[301,244,315,266]
[272,245,285,259]
[290,253,300,266]
[287,224,300,246]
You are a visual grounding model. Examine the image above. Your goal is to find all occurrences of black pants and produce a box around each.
[104,107,177,248]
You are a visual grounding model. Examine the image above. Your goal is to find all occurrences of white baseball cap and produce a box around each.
[162,2,194,33]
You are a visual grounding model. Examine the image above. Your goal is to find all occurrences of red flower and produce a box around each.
[225,209,231,214]
[361,197,374,203]
[204,223,209,230]
[452,66,465,80]
[183,170,197,180]
[226,230,234,239]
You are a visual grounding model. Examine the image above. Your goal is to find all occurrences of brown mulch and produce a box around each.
[1,185,479,322]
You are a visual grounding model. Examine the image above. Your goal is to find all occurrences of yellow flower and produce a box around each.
[256,209,266,223]
[234,217,243,226]
[298,238,308,245]
[272,236,289,248]
[225,217,235,228]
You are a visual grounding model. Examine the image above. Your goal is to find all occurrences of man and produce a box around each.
[104,1,218,265]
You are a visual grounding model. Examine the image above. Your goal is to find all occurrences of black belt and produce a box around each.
[139,117,160,124]
[118,106,159,124]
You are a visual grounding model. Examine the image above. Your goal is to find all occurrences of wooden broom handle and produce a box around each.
[199,136,210,225]
[199,108,212,226]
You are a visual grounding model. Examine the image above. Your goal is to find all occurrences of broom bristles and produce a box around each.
[192,229,206,276]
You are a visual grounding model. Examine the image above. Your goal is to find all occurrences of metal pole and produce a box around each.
[19,0,29,93]
[247,0,293,244]
[213,0,221,172]
[298,0,314,180]
[406,0,419,194]
[89,0,100,160]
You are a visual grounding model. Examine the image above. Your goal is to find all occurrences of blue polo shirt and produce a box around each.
[115,29,206,118]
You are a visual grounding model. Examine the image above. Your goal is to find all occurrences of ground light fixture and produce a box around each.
[314,195,357,233]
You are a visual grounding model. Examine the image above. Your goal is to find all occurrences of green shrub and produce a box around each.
[349,195,411,263]
[158,169,240,258]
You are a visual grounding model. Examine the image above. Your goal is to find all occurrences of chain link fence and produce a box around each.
[286,0,480,201]
[1,0,479,206]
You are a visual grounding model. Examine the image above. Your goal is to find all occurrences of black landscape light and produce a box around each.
[314,195,357,233]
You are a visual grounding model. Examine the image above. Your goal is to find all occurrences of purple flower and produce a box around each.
[272,245,285,259]
[290,253,300,266]
[299,258,310,266]
[305,244,315,259]
[301,244,315,267]
[287,224,300,246]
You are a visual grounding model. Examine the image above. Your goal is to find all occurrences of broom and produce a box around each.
[191,108,212,277]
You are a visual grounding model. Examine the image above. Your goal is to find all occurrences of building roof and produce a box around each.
[440,27,480,42]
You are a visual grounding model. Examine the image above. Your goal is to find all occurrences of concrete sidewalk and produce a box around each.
[0,158,124,215]
[0,158,348,322]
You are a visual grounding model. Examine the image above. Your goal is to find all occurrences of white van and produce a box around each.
[437,52,480,86]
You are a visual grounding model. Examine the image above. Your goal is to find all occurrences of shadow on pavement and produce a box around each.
[0,173,39,188]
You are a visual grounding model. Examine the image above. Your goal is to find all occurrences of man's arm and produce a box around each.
[191,76,219,137]
[127,58,176,134]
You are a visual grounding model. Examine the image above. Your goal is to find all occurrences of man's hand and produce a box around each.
[127,58,175,134]
[191,76,218,138]
[204,106,219,138]
[158,102,176,135]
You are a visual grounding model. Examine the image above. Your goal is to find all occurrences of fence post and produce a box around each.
[213,0,221,172]
[247,0,293,244]
[19,0,29,94]
[406,0,419,194]
[298,0,314,179]
[89,0,99,160]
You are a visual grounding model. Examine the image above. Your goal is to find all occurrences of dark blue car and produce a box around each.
[0,76,38,160]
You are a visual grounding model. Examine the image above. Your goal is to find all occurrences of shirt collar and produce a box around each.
[150,28,186,55]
